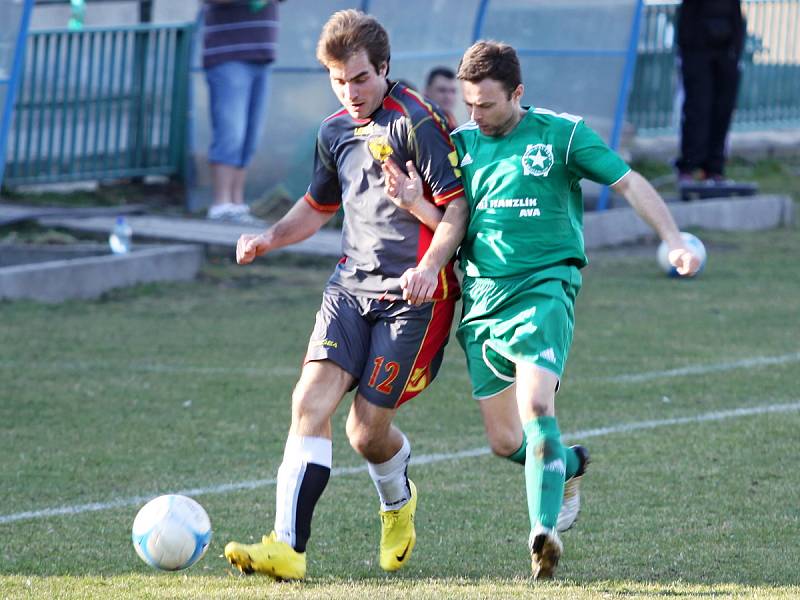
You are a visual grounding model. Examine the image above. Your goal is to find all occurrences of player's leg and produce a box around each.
[460,271,583,578]
[346,395,417,572]
[515,362,564,579]
[225,289,367,579]
[477,382,526,461]
[348,296,454,571]
[224,359,354,579]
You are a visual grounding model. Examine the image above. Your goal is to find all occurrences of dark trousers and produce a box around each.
[676,47,741,176]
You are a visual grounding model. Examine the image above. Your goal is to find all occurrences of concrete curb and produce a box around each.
[584,194,794,249]
[0,244,205,303]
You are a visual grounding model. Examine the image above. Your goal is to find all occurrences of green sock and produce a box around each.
[505,431,527,465]
[565,445,580,479]
[507,434,579,475]
[523,416,566,530]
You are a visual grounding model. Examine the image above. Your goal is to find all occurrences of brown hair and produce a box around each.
[457,41,521,98]
[316,10,390,75]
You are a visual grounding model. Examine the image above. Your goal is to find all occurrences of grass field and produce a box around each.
[1,227,799,599]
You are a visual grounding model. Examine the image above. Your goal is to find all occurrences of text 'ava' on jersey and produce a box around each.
[475,196,541,218]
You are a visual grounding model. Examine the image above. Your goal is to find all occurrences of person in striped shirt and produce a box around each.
[203,0,282,222]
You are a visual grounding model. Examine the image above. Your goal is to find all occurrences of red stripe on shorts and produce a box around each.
[395,298,456,407]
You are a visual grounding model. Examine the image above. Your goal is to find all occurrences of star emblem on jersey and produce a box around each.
[522,143,554,177]
[368,135,393,163]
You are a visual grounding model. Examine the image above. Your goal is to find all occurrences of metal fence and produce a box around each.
[4,23,192,186]
[628,0,800,135]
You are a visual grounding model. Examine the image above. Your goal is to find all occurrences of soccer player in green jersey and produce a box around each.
[393,41,702,579]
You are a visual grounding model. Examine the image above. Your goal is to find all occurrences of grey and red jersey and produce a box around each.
[304,81,464,300]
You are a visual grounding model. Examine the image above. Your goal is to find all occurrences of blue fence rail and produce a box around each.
[627,0,800,135]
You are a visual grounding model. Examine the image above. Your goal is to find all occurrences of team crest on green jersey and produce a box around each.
[522,143,554,177]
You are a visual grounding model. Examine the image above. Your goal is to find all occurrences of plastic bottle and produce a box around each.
[109,216,133,255]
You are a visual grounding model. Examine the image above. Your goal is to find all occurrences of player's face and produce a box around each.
[425,75,457,112]
[462,78,524,137]
[328,50,388,120]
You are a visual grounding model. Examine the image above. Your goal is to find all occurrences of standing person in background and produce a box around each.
[424,66,459,131]
[675,0,745,185]
[203,0,283,222]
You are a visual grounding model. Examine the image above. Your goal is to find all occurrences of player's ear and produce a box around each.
[511,84,524,103]
[377,61,389,78]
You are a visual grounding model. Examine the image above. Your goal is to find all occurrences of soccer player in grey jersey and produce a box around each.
[223,10,467,580]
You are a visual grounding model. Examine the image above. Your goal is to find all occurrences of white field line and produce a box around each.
[1,401,798,526]
[1,351,797,383]
[597,352,800,384]
[0,359,299,377]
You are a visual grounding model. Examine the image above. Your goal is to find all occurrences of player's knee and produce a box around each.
[345,419,370,455]
[345,415,384,457]
[290,386,325,431]
[526,400,552,419]
[486,429,523,458]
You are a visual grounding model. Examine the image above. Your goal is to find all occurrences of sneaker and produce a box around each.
[224,531,306,580]
[557,444,590,532]
[230,204,260,224]
[207,202,237,221]
[207,203,258,223]
[378,479,417,571]
[529,525,563,580]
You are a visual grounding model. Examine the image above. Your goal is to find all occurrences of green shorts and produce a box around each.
[456,265,581,399]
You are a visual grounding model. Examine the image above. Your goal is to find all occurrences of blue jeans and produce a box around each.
[206,60,272,168]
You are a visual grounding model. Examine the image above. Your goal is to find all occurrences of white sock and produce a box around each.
[367,434,411,511]
[274,435,332,548]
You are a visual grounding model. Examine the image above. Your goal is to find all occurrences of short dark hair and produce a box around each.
[317,10,390,75]
[425,66,456,88]
[457,41,521,98]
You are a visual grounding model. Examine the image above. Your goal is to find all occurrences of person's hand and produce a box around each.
[382,159,423,211]
[668,246,702,276]
[236,233,268,264]
[399,265,439,305]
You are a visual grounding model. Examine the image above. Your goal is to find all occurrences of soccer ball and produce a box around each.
[132,494,212,571]
[657,232,706,277]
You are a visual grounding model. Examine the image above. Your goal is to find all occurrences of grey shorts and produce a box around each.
[304,285,456,408]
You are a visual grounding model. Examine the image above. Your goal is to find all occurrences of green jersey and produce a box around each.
[451,107,630,278]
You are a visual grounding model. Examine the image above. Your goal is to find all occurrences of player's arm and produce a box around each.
[236,197,335,265]
[611,170,701,276]
[382,158,444,230]
[400,195,469,304]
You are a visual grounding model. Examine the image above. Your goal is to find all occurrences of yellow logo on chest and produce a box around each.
[368,135,393,163]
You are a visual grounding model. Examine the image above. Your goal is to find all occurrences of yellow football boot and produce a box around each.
[378,480,417,571]
[224,531,306,581]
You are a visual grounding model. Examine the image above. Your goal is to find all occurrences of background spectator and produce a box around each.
[675,0,745,185]
[203,0,282,221]
[424,66,458,131]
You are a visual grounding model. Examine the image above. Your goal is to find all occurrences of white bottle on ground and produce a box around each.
[109,216,133,254]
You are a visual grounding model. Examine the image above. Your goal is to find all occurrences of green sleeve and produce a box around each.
[566,121,630,185]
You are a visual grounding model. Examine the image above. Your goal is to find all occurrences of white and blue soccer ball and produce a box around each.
[657,232,707,277]
[132,494,212,571]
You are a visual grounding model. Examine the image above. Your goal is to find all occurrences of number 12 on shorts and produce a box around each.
[368,356,400,394]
